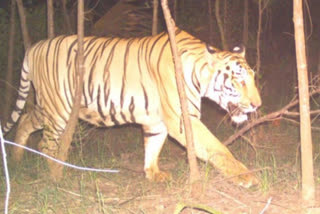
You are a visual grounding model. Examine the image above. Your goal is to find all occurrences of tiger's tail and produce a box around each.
[2,56,31,136]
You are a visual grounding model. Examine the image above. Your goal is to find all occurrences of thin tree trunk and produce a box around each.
[215,0,227,50]
[4,0,16,120]
[293,0,315,205]
[174,0,177,23]
[223,0,228,46]
[16,0,31,49]
[160,0,200,189]
[317,49,320,75]
[152,0,158,36]
[250,0,264,145]
[16,0,34,112]
[47,0,55,38]
[208,0,213,44]
[256,0,270,85]
[56,0,85,179]
[243,0,249,46]
[61,0,73,34]
[256,0,262,86]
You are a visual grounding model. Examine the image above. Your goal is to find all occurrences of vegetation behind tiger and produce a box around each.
[0,0,319,213]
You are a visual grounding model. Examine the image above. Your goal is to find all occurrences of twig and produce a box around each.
[118,189,152,206]
[213,189,246,207]
[223,88,320,146]
[259,197,272,214]
[57,187,85,198]
[57,187,120,204]
[239,135,257,154]
[282,117,320,131]
[285,109,320,116]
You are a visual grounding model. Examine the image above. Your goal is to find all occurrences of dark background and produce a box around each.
[0,0,319,110]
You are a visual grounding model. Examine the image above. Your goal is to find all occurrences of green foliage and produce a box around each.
[258,154,278,192]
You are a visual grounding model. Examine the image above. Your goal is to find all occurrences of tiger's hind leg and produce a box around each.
[142,122,171,182]
[38,129,64,180]
[12,106,69,180]
[37,117,71,180]
[12,108,44,161]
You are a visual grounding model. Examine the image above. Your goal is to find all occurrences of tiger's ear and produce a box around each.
[232,45,246,58]
[205,43,219,68]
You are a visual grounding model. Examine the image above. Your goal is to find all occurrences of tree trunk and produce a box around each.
[16,0,34,112]
[293,0,315,205]
[243,0,248,46]
[47,0,55,38]
[56,0,86,179]
[223,0,228,46]
[256,0,270,85]
[215,0,227,50]
[208,0,213,44]
[152,0,158,36]
[256,0,262,86]
[174,0,177,23]
[61,0,73,34]
[317,49,320,76]
[16,0,31,49]
[160,0,200,190]
[4,0,16,121]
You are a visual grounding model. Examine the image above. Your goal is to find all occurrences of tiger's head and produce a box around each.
[202,44,261,124]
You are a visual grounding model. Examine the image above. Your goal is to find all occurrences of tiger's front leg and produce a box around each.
[142,122,171,182]
[166,116,258,188]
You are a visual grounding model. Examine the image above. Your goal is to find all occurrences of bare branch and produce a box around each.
[223,88,320,146]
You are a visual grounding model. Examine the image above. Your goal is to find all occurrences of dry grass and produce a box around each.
[1,117,320,213]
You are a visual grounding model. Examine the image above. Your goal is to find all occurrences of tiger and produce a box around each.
[3,28,261,187]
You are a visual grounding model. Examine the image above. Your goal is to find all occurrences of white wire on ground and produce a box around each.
[0,126,10,214]
[3,140,119,173]
[0,124,119,214]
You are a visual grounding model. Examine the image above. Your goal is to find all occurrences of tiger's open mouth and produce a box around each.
[227,102,249,124]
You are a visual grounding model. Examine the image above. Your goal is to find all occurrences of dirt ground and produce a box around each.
[1,117,320,214]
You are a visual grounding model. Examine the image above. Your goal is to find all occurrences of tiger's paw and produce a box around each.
[214,156,259,188]
[215,160,259,187]
[145,169,172,182]
[230,172,259,188]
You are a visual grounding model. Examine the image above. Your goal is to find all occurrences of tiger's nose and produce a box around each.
[251,99,262,108]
